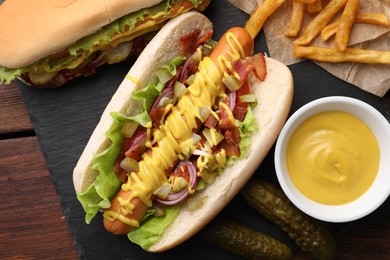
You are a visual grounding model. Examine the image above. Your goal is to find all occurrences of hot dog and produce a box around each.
[73,11,294,252]
[102,26,254,235]
[0,0,210,87]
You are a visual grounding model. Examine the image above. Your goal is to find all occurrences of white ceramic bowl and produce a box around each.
[275,96,390,222]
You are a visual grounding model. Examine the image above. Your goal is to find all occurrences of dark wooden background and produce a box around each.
[0,82,78,259]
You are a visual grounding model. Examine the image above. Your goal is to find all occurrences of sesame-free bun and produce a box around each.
[0,0,162,68]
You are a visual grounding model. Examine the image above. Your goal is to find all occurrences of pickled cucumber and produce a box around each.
[200,218,292,259]
[242,179,337,260]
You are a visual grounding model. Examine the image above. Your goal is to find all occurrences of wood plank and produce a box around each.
[292,220,390,259]
[0,136,78,259]
[336,220,390,258]
[0,82,32,135]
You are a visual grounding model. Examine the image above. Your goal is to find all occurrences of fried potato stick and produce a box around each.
[321,13,390,41]
[307,0,323,14]
[294,45,390,64]
[245,0,287,39]
[335,0,360,52]
[357,13,390,27]
[296,0,317,3]
[285,0,305,37]
[293,0,348,46]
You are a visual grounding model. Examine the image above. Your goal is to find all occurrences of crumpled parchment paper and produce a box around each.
[227,0,390,97]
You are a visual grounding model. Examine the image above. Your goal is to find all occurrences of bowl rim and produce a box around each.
[274,96,390,222]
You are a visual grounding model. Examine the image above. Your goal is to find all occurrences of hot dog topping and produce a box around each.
[103,31,250,227]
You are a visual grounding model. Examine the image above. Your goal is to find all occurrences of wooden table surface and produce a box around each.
[0,80,389,259]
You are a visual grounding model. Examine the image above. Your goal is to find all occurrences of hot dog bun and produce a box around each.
[73,11,293,252]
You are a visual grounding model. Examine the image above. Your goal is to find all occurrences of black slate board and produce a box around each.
[18,1,390,259]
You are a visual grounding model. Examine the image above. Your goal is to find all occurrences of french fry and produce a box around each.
[294,45,390,64]
[296,0,317,3]
[285,0,305,37]
[355,13,390,27]
[335,0,360,52]
[321,22,339,41]
[307,0,323,14]
[293,0,348,46]
[244,0,287,39]
[321,13,390,42]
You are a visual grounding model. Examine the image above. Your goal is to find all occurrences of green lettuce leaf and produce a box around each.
[77,112,123,223]
[0,67,23,84]
[128,205,180,249]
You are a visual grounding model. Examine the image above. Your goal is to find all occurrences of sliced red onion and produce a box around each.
[124,130,147,156]
[229,91,237,112]
[151,87,174,110]
[154,161,199,206]
[154,187,188,206]
[193,148,209,157]
[179,49,200,83]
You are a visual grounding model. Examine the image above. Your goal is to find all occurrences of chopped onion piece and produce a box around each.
[121,122,138,138]
[193,149,209,157]
[171,177,189,193]
[202,128,224,147]
[159,96,171,107]
[155,183,173,199]
[199,106,211,121]
[156,68,173,84]
[120,157,139,173]
[239,94,257,103]
[192,133,202,145]
[223,74,242,92]
[185,74,195,85]
[174,81,187,99]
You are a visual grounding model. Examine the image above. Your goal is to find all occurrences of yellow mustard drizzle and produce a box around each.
[216,149,227,166]
[219,102,235,124]
[216,33,245,80]
[104,32,246,226]
[145,122,153,148]
[125,75,140,85]
[109,22,161,48]
[160,103,174,126]
[204,129,221,147]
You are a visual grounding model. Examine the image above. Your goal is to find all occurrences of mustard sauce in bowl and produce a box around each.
[275,96,390,222]
[286,111,379,205]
